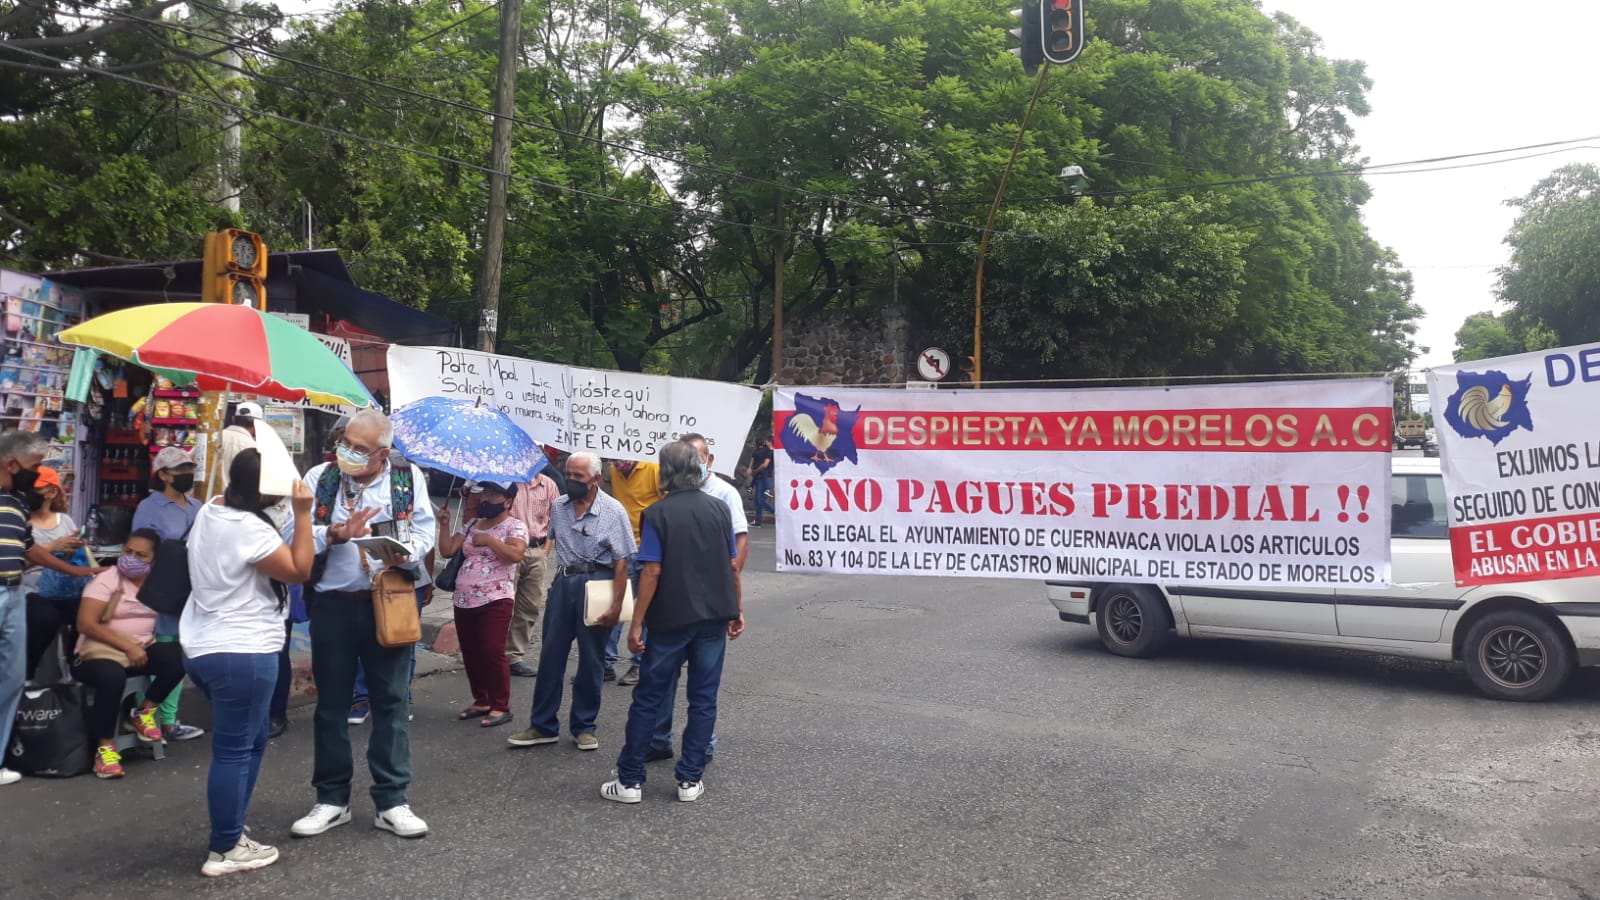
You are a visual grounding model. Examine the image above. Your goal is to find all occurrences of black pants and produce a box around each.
[25,593,80,678]
[72,641,185,742]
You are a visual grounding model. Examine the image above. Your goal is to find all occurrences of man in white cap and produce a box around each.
[131,445,207,741]
[216,401,263,492]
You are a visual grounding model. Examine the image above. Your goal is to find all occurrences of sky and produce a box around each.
[1265,0,1600,373]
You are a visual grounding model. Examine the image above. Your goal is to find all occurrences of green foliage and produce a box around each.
[1496,163,1600,346]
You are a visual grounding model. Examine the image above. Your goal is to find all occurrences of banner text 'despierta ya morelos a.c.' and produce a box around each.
[774,379,1394,589]
[1430,343,1600,586]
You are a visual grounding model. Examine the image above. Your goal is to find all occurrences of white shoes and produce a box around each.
[677,780,706,802]
[374,804,429,838]
[290,803,351,837]
[0,768,21,786]
[600,777,642,804]
[201,836,279,877]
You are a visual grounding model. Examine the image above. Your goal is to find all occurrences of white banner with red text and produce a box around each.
[387,345,761,475]
[1429,343,1600,586]
[774,380,1394,588]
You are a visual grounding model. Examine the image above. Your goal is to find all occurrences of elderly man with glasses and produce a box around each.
[508,451,635,753]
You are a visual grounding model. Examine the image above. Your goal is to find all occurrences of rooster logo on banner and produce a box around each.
[780,393,861,474]
[1444,369,1533,445]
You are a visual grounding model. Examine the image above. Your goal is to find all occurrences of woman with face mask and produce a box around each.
[435,482,527,729]
[69,529,184,778]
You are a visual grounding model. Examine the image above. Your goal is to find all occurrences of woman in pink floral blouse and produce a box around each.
[436,482,528,728]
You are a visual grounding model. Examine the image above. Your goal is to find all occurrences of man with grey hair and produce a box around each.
[603,440,742,804]
[0,430,49,786]
[508,451,636,752]
[288,407,437,840]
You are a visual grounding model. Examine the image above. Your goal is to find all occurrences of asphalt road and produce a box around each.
[5,530,1600,899]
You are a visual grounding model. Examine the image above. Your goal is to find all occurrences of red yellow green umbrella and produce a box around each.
[58,302,375,408]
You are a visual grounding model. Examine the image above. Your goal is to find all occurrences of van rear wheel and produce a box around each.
[1462,610,1573,702]
[1094,586,1172,658]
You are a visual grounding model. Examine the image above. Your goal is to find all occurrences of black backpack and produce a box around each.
[137,527,193,617]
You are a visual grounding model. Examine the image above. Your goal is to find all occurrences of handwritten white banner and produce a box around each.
[386,345,762,475]
[775,380,1394,588]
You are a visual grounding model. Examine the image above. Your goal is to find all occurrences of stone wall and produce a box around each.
[778,304,912,385]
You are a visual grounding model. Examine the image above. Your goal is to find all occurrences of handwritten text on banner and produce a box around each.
[386,345,762,475]
[1429,343,1600,586]
[775,380,1394,589]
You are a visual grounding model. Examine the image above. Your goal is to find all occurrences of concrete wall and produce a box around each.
[778,304,912,386]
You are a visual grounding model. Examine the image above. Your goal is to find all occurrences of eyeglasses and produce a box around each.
[337,439,381,456]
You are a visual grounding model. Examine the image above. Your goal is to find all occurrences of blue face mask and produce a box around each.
[336,444,371,475]
[699,460,710,484]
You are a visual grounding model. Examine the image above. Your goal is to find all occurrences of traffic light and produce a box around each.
[1041,0,1086,65]
[202,229,267,308]
[1009,1,1044,76]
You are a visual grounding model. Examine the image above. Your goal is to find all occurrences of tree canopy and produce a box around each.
[0,0,1421,381]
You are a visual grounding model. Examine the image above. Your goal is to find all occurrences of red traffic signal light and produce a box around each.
[1040,0,1085,65]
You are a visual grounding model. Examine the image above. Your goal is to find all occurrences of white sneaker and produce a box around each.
[601,776,642,804]
[677,780,706,802]
[290,803,351,837]
[0,768,20,786]
[375,804,429,838]
[201,836,280,877]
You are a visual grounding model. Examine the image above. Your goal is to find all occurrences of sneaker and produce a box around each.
[290,803,351,837]
[0,768,20,786]
[509,661,537,678]
[600,776,642,804]
[575,732,599,751]
[163,722,206,741]
[603,667,617,683]
[374,804,429,838]
[201,836,279,877]
[618,665,639,686]
[128,705,162,742]
[94,746,124,779]
[677,780,706,802]
[267,718,288,739]
[347,701,370,725]
[644,747,674,763]
[507,727,559,747]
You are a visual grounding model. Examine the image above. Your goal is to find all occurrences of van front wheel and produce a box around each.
[1462,610,1573,702]
[1094,586,1172,659]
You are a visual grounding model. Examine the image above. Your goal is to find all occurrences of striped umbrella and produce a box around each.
[57,302,375,408]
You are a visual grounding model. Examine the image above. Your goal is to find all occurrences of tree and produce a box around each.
[1452,311,1523,363]
[1496,163,1600,346]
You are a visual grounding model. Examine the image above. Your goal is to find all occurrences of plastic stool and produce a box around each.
[111,675,167,761]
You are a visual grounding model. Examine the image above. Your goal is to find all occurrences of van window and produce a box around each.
[1391,474,1449,539]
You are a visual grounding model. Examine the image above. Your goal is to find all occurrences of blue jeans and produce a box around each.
[0,586,25,757]
[753,474,774,523]
[529,572,612,737]
[605,559,644,670]
[185,652,277,853]
[616,620,727,786]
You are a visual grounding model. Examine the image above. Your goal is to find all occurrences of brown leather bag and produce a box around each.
[76,577,134,667]
[371,568,421,648]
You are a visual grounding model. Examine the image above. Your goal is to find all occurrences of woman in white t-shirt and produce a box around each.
[180,449,314,879]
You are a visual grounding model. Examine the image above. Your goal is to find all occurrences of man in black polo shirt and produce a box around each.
[0,430,49,786]
[602,440,743,805]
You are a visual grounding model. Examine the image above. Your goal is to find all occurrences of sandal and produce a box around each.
[458,707,491,720]
[479,711,514,728]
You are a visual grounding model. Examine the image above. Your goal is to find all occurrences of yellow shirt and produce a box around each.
[609,462,662,542]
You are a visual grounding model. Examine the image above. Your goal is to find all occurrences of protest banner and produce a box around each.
[1428,343,1600,586]
[386,345,762,475]
[774,379,1393,589]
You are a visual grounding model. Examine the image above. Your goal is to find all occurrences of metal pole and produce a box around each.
[476,0,525,352]
[973,62,1050,388]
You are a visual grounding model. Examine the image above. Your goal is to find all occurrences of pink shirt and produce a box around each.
[76,569,158,650]
[509,474,559,544]
[452,516,529,609]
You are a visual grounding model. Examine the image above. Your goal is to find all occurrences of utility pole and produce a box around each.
[219,0,242,214]
[771,195,786,381]
[476,0,525,352]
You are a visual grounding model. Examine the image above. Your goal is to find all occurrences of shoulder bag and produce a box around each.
[76,576,134,667]
[371,567,420,647]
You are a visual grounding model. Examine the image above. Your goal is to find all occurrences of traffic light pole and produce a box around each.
[476,0,525,353]
[973,62,1050,389]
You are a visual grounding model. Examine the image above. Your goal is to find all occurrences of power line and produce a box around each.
[0,43,979,248]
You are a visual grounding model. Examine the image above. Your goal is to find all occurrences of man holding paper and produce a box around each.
[286,409,436,842]
[507,451,635,753]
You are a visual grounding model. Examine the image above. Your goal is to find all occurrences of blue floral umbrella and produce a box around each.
[390,397,546,483]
